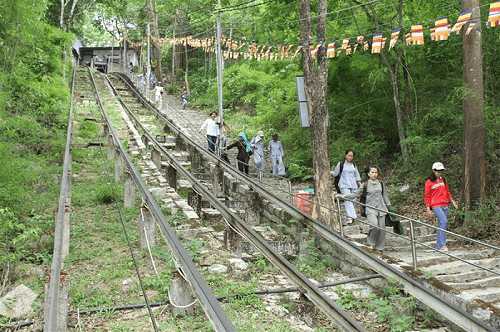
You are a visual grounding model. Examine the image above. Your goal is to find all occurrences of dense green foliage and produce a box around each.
[154,1,498,213]
[0,0,72,268]
[147,0,500,231]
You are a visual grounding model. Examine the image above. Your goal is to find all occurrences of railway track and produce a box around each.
[96,70,366,330]
[41,66,497,331]
[107,71,497,331]
[43,65,76,331]
[88,69,236,331]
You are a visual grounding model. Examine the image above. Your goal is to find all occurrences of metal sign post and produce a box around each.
[295,76,310,128]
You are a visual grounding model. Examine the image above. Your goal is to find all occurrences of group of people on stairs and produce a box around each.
[198,109,457,256]
[199,113,286,177]
[335,150,457,253]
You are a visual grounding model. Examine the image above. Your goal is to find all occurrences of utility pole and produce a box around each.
[111,39,114,72]
[172,10,178,80]
[215,0,224,154]
[146,22,151,100]
[123,28,128,73]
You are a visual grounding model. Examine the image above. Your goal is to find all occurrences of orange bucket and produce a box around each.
[293,192,313,216]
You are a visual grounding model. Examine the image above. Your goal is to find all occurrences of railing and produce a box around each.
[336,195,500,276]
[113,71,496,331]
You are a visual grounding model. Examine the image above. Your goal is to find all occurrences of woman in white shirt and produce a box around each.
[331,149,361,224]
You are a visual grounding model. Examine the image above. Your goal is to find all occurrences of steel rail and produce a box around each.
[114,73,499,254]
[105,74,366,332]
[339,197,500,252]
[112,72,496,332]
[333,201,500,277]
[43,65,77,332]
[88,69,236,332]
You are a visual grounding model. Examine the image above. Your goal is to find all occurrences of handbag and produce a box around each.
[386,211,404,235]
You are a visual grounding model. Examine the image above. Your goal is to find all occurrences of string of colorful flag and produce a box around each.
[149,2,500,60]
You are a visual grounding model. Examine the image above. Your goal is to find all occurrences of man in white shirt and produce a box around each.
[154,83,164,109]
[199,112,220,153]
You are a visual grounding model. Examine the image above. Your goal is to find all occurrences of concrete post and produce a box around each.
[210,164,223,197]
[169,270,195,316]
[139,205,156,249]
[175,134,186,151]
[243,191,261,225]
[102,124,109,138]
[188,146,202,173]
[107,134,114,160]
[224,220,242,257]
[151,148,161,169]
[142,134,150,149]
[166,164,177,190]
[296,222,310,259]
[163,124,172,135]
[124,172,136,208]
[114,150,123,182]
[187,190,203,216]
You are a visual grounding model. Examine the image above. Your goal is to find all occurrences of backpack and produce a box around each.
[333,161,344,193]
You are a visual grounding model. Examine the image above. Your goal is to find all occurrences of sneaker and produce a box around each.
[440,246,449,252]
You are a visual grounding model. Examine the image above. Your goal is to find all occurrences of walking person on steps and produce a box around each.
[331,149,361,224]
[342,166,391,253]
[180,89,189,110]
[424,162,458,252]
[226,132,252,174]
[250,131,265,178]
[269,133,286,176]
[199,112,219,154]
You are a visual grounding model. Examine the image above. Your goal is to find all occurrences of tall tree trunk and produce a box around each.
[146,0,162,82]
[353,0,408,161]
[463,0,486,208]
[396,0,414,120]
[381,55,408,160]
[184,41,190,93]
[299,0,335,228]
[171,11,177,81]
[67,0,79,31]
[59,0,65,29]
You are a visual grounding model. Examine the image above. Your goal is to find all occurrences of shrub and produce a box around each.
[94,183,120,204]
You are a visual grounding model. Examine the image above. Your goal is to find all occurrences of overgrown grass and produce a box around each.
[295,240,338,280]
[335,280,443,332]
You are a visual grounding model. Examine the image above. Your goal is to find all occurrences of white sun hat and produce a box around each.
[432,162,445,171]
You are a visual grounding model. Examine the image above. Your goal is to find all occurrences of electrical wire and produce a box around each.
[218,0,283,13]
[117,205,160,331]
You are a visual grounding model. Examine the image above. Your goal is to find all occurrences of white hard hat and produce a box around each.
[257,130,264,137]
[432,162,445,171]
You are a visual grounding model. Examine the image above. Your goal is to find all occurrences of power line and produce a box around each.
[218,0,283,13]
[218,0,263,11]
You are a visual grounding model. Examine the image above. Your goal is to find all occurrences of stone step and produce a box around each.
[422,257,500,275]
[182,209,199,221]
[178,179,192,189]
[200,208,222,221]
[413,249,498,267]
[346,233,368,243]
[447,276,500,290]
[458,287,500,303]
[386,239,458,251]
[436,270,491,283]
